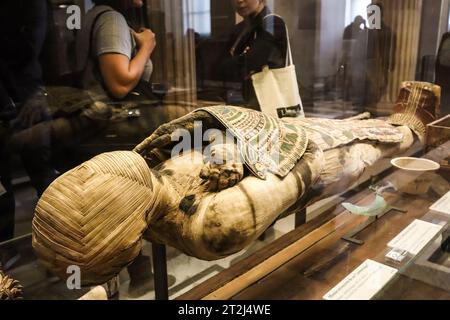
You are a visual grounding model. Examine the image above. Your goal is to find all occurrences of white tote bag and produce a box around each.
[251,15,304,119]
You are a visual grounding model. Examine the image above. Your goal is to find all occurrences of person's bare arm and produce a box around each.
[98,29,156,99]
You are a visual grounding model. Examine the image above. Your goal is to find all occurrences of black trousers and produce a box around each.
[0,120,56,243]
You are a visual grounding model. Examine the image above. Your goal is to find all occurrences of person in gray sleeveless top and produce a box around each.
[88,0,156,99]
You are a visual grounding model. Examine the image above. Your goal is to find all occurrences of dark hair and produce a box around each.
[92,0,131,15]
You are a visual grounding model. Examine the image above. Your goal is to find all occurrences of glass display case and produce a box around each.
[0,0,449,301]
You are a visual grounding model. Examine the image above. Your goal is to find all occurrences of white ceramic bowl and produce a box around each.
[391,157,441,172]
[391,157,440,195]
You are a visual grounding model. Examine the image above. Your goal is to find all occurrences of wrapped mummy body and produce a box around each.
[32,82,440,286]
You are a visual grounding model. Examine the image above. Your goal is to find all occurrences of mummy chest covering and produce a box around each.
[196,106,309,179]
[197,105,404,165]
[32,106,414,286]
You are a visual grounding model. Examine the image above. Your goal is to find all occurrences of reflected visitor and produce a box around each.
[0,0,159,287]
[218,0,289,109]
[341,15,368,108]
[0,0,48,269]
[83,0,157,100]
[365,3,396,110]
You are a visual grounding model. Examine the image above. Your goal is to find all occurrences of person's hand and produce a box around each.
[200,141,244,192]
[132,28,156,51]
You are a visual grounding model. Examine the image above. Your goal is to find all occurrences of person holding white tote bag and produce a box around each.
[251,15,304,119]
[220,0,302,116]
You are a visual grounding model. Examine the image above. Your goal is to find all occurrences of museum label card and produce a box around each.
[323,260,397,300]
[387,219,443,255]
[0,182,6,196]
[430,191,450,216]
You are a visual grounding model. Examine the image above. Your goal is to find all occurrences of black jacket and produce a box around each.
[219,7,288,107]
[0,0,47,104]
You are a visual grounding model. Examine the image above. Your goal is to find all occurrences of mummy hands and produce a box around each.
[200,132,244,192]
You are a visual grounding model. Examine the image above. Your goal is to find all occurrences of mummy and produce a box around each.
[32,81,440,286]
